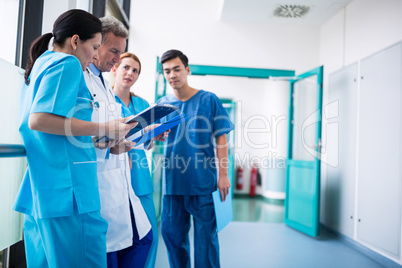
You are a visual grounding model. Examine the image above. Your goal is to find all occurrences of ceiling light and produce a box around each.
[273,5,310,18]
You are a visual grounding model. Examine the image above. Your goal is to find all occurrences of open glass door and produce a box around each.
[151,57,167,220]
[220,99,236,198]
[285,66,323,238]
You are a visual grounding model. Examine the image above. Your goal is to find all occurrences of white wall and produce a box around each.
[344,0,402,65]
[320,0,402,86]
[128,0,320,103]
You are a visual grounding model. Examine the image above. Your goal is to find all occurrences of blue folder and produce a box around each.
[212,188,233,232]
[96,104,179,143]
[129,113,186,147]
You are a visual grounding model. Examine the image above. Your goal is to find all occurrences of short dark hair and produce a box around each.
[161,49,188,68]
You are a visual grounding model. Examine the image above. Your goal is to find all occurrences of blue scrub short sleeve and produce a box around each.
[30,57,82,118]
[211,94,234,137]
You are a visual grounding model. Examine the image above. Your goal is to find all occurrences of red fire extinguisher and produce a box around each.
[236,167,244,190]
[249,164,257,197]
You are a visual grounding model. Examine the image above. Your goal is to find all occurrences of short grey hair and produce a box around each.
[100,16,129,43]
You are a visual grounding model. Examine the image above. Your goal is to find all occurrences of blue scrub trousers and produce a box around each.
[23,202,108,268]
[107,204,153,268]
[161,195,220,268]
[139,193,158,268]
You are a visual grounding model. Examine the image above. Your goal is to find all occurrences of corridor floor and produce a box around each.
[154,196,385,268]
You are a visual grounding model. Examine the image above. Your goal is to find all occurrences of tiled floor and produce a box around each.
[155,196,387,268]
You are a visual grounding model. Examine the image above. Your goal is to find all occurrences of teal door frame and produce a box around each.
[154,60,295,102]
[284,66,323,238]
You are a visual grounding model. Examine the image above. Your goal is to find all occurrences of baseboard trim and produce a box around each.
[321,224,402,268]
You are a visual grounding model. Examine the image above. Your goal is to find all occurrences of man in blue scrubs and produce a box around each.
[157,49,234,268]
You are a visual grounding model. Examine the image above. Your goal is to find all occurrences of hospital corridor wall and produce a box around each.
[318,0,402,265]
[323,41,402,267]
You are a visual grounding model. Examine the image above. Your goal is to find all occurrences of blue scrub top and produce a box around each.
[157,90,234,195]
[14,51,100,219]
[115,94,153,196]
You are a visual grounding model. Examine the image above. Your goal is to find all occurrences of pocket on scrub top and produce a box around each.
[97,168,126,210]
[186,112,213,148]
[72,161,99,211]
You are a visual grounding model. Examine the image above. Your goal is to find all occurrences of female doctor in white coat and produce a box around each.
[13,10,136,268]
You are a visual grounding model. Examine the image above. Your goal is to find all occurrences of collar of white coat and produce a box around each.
[86,63,115,101]
[88,63,101,77]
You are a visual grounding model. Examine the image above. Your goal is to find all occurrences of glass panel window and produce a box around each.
[0,0,20,64]
[291,74,318,161]
[0,59,26,250]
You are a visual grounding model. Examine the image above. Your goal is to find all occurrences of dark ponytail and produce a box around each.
[24,9,101,84]
[24,33,53,84]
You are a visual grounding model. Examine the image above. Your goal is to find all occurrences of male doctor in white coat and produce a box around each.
[84,16,153,267]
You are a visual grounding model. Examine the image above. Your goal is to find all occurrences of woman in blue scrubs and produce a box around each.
[112,52,166,268]
[13,10,135,268]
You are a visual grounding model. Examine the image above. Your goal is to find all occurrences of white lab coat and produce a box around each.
[84,67,151,253]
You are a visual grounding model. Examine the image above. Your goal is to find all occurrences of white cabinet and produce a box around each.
[325,63,358,238]
[356,42,402,258]
[325,42,402,261]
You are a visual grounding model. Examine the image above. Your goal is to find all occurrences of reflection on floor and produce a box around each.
[232,195,284,223]
[154,196,385,268]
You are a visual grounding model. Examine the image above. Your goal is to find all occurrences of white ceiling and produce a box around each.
[220,0,354,26]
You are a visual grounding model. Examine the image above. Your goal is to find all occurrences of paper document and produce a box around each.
[212,188,233,232]
[128,114,186,147]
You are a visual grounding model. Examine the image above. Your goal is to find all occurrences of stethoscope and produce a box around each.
[85,68,118,114]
